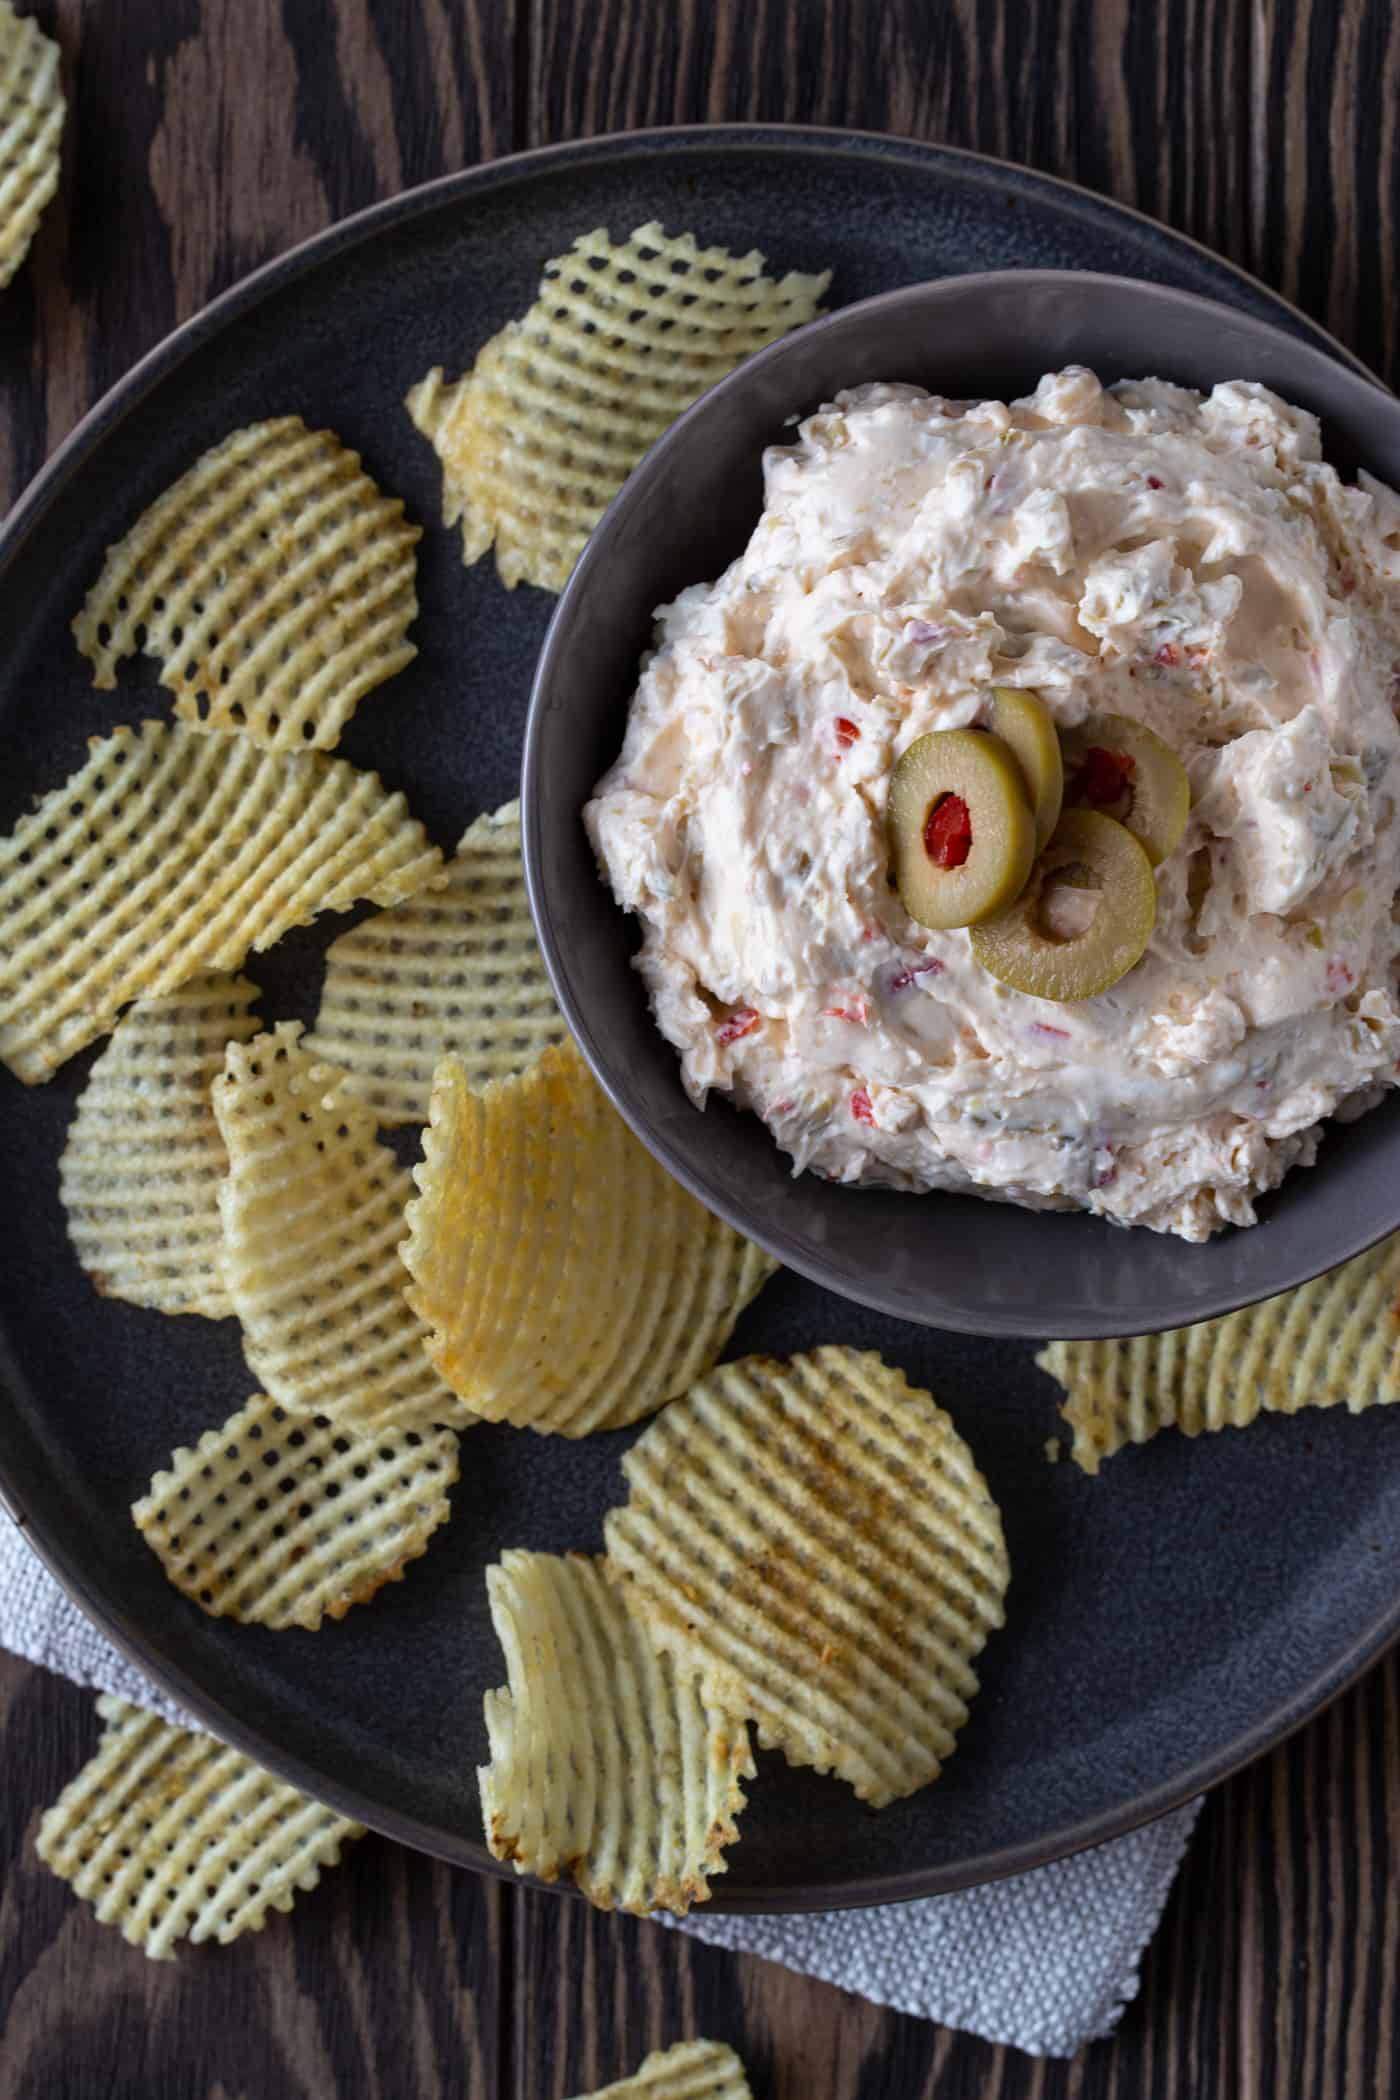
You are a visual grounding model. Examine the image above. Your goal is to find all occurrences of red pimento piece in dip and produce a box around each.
[924,793,973,868]
[889,958,944,992]
[1075,746,1137,806]
[1153,642,1180,667]
[715,1006,760,1046]
[834,716,861,749]
[849,1086,876,1126]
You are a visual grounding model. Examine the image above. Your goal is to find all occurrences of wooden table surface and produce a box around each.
[2,3,1398,2094]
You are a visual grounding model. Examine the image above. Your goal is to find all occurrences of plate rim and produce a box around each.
[0,122,1392,1912]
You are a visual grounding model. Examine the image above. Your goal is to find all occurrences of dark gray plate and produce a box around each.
[1,128,1396,1911]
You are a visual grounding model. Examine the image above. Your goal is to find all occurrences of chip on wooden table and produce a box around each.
[58,972,260,1319]
[406,220,830,592]
[603,1346,1009,1808]
[35,1695,362,1960]
[215,1024,471,1430]
[304,798,565,1122]
[480,1550,752,1915]
[72,417,421,751]
[401,1041,778,1436]
[133,1392,460,1630]
[1037,1232,1400,1475]
[0,1,64,291]
[567,2041,754,2100]
[0,720,443,1084]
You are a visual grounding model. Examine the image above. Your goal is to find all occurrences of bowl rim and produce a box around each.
[523,266,1400,1339]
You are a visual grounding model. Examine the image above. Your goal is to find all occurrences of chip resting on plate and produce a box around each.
[406,220,829,592]
[480,1550,752,1915]
[567,2041,754,2100]
[0,720,443,1084]
[35,1695,362,1960]
[58,971,260,1318]
[603,1346,1009,1808]
[0,1,64,292]
[215,1024,470,1430]
[304,798,565,1122]
[72,417,421,751]
[1038,1233,1400,1475]
[133,1392,460,1629]
[402,1041,777,1435]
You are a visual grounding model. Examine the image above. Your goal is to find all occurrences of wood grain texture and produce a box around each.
[4,1647,1399,2097]
[527,0,1396,390]
[3,2,1400,2095]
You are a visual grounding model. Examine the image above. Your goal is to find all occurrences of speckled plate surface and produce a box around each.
[1,127,1397,1910]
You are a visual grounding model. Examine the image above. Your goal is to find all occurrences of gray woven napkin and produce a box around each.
[0,1514,1198,2056]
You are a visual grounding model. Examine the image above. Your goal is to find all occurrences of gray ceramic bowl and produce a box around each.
[523,269,1400,1338]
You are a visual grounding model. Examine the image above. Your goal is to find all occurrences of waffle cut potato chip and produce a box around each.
[0,1,64,291]
[402,1042,777,1435]
[406,221,829,592]
[1038,1232,1400,1475]
[35,1695,362,1960]
[480,1551,752,1915]
[58,972,260,1318]
[215,1025,470,1430]
[568,2041,754,2100]
[604,1347,1009,1808]
[72,417,420,751]
[0,721,443,1084]
[304,798,565,1122]
[134,1392,460,1629]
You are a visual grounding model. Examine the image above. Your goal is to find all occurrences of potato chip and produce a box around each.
[58,972,260,1318]
[603,1347,1009,1808]
[567,2041,754,2100]
[133,1392,459,1629]
[407,221,829,592]
[35,1695,362,1960]
[402,1042,777,1436]
[0,720,443,1084]
[0,1,64,292]
[480,1551,752,1915]
[1038,1233,1400,1475]
[72,418,420,751]
[304,798,565,1122]
[215,1024,471,1430]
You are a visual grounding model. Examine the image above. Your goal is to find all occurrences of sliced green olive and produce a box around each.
[888,728,1036,931]
[969,809,1157,1000]
[1061,711,1190,866]
[990,687,1063,852]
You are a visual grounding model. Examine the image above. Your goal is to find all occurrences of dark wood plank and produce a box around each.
[0,1652,506,2100]
[523,0,1253,302]
[4,2,1400,2096]
[510,1648,1400,2100]
[0,0,517,482]
[526,0,1399,392]
[6,1647,1397,2099]
[1249,0,1400,386]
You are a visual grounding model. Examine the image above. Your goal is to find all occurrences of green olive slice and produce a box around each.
[990,686,1064,852]
[1061,711,1190,866]
[888,728,1036,931]
[969,809,1157,1000]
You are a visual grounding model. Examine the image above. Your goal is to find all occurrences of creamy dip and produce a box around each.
[585,369,1400,1239]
